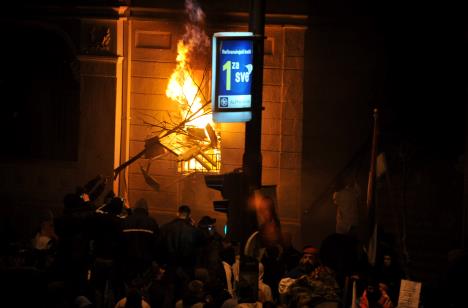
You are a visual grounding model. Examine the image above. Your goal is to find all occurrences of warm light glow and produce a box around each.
[166,41,212,129]
[249,191,281,246]
[163,39,220,173]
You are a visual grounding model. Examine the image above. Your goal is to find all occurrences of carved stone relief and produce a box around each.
[81,24,112,55]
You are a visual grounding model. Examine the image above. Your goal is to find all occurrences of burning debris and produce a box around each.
[158,0,220,173]
[114,0,220,182]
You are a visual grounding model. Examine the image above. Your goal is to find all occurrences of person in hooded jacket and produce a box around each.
[118,198,159,285]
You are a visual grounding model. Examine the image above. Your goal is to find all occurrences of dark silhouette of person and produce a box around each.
[118,198,159,286]
[159,205,202,272]
[280,231,302,275]
[89,196,125,306]
[159,205,203,303]
[54,192,95,300]
[196,215,224,279]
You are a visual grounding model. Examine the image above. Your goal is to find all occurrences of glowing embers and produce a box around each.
[157,121,221,173]
[178,146,221,173]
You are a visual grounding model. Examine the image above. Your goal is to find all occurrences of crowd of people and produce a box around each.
[0,187,406,308]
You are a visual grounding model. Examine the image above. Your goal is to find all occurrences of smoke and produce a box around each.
[185,0,205,23]
[183,0,210,57]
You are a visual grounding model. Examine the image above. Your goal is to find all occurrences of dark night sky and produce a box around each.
[296,0,467,252]
[376,5,466,155]
[304,0,467,158]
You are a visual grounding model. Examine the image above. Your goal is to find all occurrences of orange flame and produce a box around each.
[166,41,211,128]
[162,39,220,172]
[160,0,220,173]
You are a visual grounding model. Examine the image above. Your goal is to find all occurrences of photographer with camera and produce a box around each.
[196,216,223,274]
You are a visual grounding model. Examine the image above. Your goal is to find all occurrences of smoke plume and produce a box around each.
[183,0,210,59]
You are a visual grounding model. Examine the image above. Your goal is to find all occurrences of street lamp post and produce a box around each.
[243,0,265,190]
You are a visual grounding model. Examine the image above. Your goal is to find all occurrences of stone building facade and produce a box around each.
[0,2,307,247]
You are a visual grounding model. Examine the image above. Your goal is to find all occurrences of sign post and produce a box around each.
[212,32,255,123]
[209,1,266,303]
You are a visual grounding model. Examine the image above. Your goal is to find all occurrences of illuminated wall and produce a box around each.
[0,4,306,247]
[126,12,306,244]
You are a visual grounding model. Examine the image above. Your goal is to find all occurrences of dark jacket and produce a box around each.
[196,229,223,272]
[159,218,202,269]
[120,208,159,270]
[90,212,122,260]
[54,205,95,276]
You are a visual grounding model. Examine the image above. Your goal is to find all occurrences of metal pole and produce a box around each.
[237,4,265,303]
[243,0,265,190]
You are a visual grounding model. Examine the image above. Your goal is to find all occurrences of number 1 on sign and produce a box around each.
[223,60,231,90]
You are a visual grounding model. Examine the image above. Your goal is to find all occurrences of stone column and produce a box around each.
[78,18,126,192]
[278,26,306,247]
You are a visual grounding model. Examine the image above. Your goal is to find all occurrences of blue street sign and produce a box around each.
[212,32,254,122]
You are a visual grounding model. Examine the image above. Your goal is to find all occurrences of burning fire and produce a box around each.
[160,0,220,173]
[165,41,211,128]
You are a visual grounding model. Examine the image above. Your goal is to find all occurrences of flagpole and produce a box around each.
[367,108,379,210]
[366,108,379,266]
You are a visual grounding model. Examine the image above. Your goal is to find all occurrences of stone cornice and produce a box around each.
[3,5,307,27]
[130,7,308,27]
[2,5,129,20]
[78,54,123,63]
[207,11,308,27]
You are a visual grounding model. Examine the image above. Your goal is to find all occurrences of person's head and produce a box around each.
[365,276,382,303]
[183,280,205,306]
[125,288,143,308]
[198,215,216,235]
[63,193,85,213]
[39,219,55,237]
[383,254,392,267]
[178,205,191,219]
[300,245,319,273]
[133,198,148,215]
[103,190,115,204]
[194,267,210,284]
[237,278,257,304]
[104,197,124,216]
[151,262,165,280]
[125,278,145,308]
